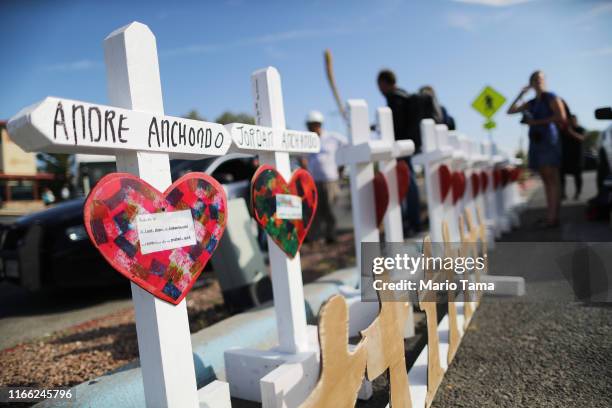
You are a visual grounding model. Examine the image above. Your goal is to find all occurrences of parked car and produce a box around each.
[0,154,257,291]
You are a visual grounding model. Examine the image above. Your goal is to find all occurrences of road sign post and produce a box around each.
[471,85,506,141]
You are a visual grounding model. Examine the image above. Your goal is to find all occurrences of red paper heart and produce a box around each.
[396,160,411,202]
[510,167,521,182]
[452,171,466,204]
[84,172,227,305]
[439,164,452,202]
[374,170,390,226]
[501,168,510,187]
[493,169,502,189]
[251,165,317,258]
[471,173,480,198]
[480,171,488,192]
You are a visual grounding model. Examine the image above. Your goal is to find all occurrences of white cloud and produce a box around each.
[573,2,612,25]
[452,0,534,6]
[447,12,477,31]
[581,46,612,57]
[446,9,513,31]
[162,27,349,57]
[44,59,100,72]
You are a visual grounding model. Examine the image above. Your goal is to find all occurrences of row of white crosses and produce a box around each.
[8,22,322,408]
[8,20,526,408]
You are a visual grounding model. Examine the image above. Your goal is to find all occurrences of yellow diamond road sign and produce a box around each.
[472,86,506,119]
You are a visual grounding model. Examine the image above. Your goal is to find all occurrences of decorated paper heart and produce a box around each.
[396,160,411,202]
[84,172,227,305]
[501,168,510,187]
[480,171,488,192]
[438,164,452,202]
[493,169,502,189]
[510,167,521,182]
[251,165,317,258]
[374,171,390,226]
[471,173,480,198]
[451,171,466,204]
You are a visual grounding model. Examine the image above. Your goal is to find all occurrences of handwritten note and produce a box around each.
[276,194,302,220]
[136,210,196,254]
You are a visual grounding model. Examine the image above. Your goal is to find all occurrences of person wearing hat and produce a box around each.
[300,110,347,243]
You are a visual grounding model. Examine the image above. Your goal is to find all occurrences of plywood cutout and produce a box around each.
[475,204,489,305]
[361,272,412,408]
[299,295,367,408]
[420,236,445,408]
[441,221,460,365]
[464,208,483,308]
[458,214,474,326]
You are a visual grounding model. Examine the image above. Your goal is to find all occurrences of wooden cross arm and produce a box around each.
[7,96,231,159]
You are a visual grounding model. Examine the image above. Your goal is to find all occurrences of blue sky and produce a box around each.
[2,0,611,153]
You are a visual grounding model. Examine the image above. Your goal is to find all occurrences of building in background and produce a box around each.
[0,121,54,213]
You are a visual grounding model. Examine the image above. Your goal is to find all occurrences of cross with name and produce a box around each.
[223,67,324,407]
[8,22,319,408]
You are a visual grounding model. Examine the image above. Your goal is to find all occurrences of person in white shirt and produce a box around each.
[300,111,347,243]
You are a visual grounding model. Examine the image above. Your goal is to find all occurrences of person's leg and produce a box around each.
[560,168,567,200]
[541,166,560,223]
[313,181,329,241]
[574,169,582,199]
[324,181,338,242]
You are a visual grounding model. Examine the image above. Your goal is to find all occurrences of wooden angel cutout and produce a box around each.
[299,295,367,408]
[361,271,412,408]
[441,221,461,365]
[419,236,445,408]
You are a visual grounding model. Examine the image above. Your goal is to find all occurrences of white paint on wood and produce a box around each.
[104,22,200,408]
[226,123,319,153]
[198,381,232,408]
[251,67,310,354]
[341,100,382,274]
[413,119,452,244]
[8,96,231,159]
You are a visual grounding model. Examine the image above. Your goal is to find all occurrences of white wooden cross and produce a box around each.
[412,120,453,244]
[334,100,400,339]
[8,22,231,408]
[375,106,415,339]
[223,67,322,407]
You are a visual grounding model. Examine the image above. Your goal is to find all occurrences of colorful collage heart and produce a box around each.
[84,172,227,305]
[251,165,317,258]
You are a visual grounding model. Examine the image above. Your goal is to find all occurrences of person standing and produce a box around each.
[377,69,441,235]
[419,85,456,131]
[300,111,347,243]
[507,70,566,227]
[560,110,585,200]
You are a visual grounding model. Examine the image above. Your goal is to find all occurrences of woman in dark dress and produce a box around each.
[507,70,567,227]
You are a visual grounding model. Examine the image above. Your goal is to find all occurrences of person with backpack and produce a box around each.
[507,70,567,228]
[377,69,442,235]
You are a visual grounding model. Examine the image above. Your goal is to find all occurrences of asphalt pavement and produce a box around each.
[432,171,612,407]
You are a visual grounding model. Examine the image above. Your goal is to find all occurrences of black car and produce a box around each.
[0,154,256,291]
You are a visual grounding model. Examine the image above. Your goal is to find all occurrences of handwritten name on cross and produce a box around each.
[9,96,231,158]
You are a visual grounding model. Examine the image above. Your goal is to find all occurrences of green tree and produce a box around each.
[214,111,255,125]
[184,110,205,121]
[37,153,71,194]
